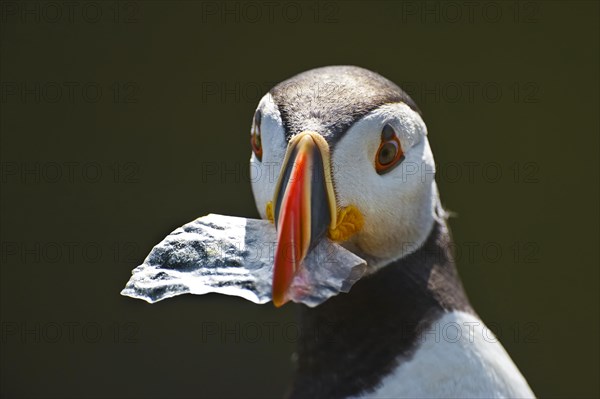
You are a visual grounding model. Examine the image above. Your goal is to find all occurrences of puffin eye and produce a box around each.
[375,124,404,174]
[251,110,263,161]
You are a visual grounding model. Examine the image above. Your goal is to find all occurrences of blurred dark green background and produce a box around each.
[1,1,598,398]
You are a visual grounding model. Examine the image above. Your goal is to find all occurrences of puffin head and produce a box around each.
[250,66,439,306]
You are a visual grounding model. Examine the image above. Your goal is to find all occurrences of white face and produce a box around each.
[330,103,438,268]
[249,94,286,219]
[250,97,439,269]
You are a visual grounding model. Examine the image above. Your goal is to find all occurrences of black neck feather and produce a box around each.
[288,221,473,399]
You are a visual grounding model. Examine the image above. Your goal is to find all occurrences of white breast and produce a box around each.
[357,311,535,398]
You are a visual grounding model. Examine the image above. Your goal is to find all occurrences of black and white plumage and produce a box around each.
[249,66,535,398]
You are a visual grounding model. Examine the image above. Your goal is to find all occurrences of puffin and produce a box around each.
[248,66,536,398]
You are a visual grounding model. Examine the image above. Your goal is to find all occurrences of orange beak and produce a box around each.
[271,131,337,307]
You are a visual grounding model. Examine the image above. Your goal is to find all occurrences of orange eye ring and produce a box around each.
[375,124,404,174]
[251,110,263,161]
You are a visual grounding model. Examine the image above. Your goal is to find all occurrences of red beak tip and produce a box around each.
[272,295,288,308]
